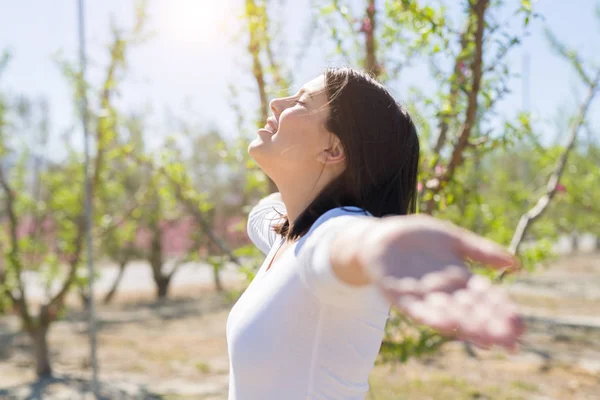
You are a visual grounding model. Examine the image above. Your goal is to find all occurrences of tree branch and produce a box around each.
[245,0,277,193]
[507,70,600,256]
[0,163,31,328]
[433,21,471,154]
[246,0,269,125]
[49,32,127,312]
[443,0,488,180]
[166,178,241,267]
[97,184,148,240]
[545,28,592,86]
[167,249,195,281]
[425,0,489,213]
[131,155,242,266]
[364,0,380,77]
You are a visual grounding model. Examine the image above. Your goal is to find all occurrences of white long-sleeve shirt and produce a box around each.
[226,198,391,399]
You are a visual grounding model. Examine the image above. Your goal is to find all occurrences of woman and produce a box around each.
[226,67,523,399]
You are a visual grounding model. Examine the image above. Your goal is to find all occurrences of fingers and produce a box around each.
[453,229,517,271]
[422,266,470,293]
[380,266,470,300]
[386,275,524,351]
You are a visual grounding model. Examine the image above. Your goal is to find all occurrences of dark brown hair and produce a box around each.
[275,67,420,240]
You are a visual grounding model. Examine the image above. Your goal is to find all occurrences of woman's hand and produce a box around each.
[334,215,524,350]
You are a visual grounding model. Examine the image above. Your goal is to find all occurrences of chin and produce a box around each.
[248,142,278,180]
[248,139,267,165]
[248,137,264,157]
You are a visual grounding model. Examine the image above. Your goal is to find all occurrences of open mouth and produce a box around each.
[263,117,278,134]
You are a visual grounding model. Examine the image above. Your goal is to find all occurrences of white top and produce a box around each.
[226,198,391,400]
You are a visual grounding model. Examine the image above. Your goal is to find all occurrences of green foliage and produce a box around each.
[378,309,447,364]
[543,140,600,235]
[0,9,151,380]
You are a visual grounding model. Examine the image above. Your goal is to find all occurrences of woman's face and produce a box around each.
[248,75,345,190]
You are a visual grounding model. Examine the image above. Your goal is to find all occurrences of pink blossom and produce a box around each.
[556,183,567,193]
[359,17,372,34]
[460,62,473,79]
[417,182,424,193]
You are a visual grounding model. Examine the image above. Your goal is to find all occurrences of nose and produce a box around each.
[270,96,295,119]
[270,97,284,118]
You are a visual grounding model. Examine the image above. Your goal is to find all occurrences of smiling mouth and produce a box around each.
[263,117,278,134]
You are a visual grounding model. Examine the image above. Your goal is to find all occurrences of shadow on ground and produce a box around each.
[0,374,163,400]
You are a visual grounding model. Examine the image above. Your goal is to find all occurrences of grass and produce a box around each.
[511,380,539,392]
[368,372,526,400]
[195,361,211,374]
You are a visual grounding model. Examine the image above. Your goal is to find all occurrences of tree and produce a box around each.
[98,116,148,304]
[505,26,600,256]
[0,7,147,377]
[138,163,203,299]
[240,0,293,193]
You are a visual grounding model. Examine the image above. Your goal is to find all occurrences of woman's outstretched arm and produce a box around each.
[329,214,524,350]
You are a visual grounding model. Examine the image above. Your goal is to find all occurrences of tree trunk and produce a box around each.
[30,325,52,378]
[156,275,171,299]
[213,263,223,292]
[79,287,90,311]
[571,232,579,253]
[103,260,127,304]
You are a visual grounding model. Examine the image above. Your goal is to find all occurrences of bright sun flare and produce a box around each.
[163,0,235,46]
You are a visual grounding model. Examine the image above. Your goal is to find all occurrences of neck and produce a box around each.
[277,178,329,235]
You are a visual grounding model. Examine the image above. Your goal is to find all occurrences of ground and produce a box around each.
[0,254,599,399]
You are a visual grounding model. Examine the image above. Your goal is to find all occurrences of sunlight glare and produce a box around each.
[163,0,235,47]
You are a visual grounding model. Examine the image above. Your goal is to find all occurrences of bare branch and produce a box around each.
[507,70,600,256]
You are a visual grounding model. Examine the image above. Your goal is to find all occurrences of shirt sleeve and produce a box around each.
[246,197,286,255]
[295,208,391,313]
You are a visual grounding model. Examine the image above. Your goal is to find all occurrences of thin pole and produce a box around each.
[76,0,100,396]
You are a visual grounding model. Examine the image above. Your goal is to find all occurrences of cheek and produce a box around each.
[276,112,323,157]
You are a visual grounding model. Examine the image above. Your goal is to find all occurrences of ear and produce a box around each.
[317,137,345,165]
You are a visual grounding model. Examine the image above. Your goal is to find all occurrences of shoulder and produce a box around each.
[308,206,371,235]
[297,206,371,249]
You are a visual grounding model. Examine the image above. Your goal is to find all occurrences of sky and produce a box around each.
[0,0,599,158]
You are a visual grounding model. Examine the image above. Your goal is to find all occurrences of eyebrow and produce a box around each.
[298,88,314,100]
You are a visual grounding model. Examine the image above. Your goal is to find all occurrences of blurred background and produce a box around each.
[0,0,599,398]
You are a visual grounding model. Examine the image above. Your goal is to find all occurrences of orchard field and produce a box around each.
[1,1,599,399]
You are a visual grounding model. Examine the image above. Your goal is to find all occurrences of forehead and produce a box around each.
[301,75,327,99]
[303,75,325,94]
